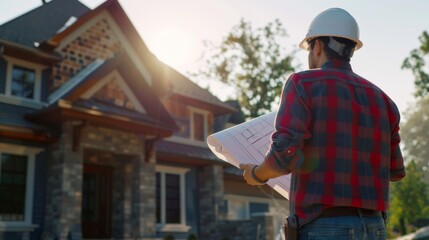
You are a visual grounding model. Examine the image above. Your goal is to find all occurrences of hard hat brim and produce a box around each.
[299,35,363,51]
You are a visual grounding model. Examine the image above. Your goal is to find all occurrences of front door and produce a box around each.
[82,164,113,239]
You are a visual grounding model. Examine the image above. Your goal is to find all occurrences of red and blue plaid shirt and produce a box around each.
[264,60,405,225]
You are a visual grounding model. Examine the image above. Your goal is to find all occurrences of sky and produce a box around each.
[1,0,429,116]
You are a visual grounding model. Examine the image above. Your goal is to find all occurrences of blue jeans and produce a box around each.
[298,215,386,240]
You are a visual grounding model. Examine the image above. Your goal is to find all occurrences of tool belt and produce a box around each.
[283,214,298,240]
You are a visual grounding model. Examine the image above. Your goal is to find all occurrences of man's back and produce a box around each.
[280,60,405,224]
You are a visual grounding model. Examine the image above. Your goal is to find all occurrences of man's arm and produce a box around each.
[390,124,406,181]
[240,74,311,185]
[239,162,286,186]
[388,102,406,182]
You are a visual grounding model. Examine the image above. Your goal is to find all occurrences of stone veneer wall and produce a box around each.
[213,215,275,240]
[43,122,157,239]
[197,165,225,239]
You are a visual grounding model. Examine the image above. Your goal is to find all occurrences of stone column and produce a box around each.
[112,162,133,239]
[131,142,157,238]
[198,165,225,239]
[44,121,84,240]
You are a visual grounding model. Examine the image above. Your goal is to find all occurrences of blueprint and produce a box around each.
[207,112,291,199]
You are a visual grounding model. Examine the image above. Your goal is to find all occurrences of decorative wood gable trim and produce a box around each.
[53,10,152,88]
[48,59,105,105]
[81,70,146,113]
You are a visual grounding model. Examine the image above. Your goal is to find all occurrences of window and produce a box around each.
[1,56,44,107]
[223,195,273,220]
[11,66,36,99]
[249,202,269,216]
[189,108,209,142]
[0,143,41,231]
[166,106,211,146]
[192,112,205,141]
[155,165,190,232]
[0,153,28,221]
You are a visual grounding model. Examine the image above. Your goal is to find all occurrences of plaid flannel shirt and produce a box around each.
[264,60,406,225]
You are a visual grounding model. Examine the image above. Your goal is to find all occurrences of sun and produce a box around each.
[150,28,191,69]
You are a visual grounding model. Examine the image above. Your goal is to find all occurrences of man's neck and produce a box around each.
[316,54,329,68]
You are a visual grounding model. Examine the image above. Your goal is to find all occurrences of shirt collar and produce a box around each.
[321,60,352,71]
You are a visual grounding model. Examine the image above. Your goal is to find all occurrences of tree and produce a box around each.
[389,161,429,235]
[400,96,429,184]
[195,19,296,118]
[402,31,429,97]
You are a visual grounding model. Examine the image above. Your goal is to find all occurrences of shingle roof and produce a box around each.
[156,140,223,163]
[164,66,236,113]
[0,0,234,117]
[0,0,90,47]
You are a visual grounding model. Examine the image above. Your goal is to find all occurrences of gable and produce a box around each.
[81,70,146,113]
[51,10,152,93]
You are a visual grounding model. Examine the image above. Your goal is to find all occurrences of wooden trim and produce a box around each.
[28,103,175,138]
[0,129,55,143]
[145,139,156,162]
[0,40,61,65]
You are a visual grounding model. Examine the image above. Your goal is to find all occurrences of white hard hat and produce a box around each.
[299,8,363,51]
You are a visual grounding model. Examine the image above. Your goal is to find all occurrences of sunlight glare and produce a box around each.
[150,28,191,69]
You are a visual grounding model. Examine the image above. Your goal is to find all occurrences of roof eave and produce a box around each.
[27,100,177,138]
[0,124,56,143]
[0,39,62,64]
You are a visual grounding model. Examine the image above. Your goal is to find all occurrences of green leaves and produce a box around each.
[388,97,429,236]
[195,19,296,118]
[400,97,429,184]
[389,161,429,235]
[402,31,429,98]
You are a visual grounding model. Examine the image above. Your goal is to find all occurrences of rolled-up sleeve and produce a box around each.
[264,74,311,174]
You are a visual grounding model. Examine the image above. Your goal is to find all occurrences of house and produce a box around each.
[0,0,288,239]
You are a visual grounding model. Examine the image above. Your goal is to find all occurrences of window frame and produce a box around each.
[1,56,45,108]
[155,165,190,233]
[0,143,42,231]
[189,107,209,142]
[223,194,277,220]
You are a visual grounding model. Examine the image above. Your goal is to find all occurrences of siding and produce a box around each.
[30,150,48,240]
[40,68,50,102]
[0,57,7,94]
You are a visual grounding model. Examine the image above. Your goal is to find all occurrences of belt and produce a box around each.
[319,207,381,218]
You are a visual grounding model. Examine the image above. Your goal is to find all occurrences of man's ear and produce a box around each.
[315,39,323,56]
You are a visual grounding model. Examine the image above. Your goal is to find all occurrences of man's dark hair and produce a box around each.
[308,36,356,62]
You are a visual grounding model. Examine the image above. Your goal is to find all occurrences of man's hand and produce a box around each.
[239,163,267,186]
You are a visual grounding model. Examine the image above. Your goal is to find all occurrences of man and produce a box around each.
[239,8,405,240]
